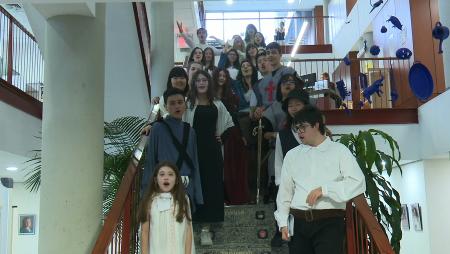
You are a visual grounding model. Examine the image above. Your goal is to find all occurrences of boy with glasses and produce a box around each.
[275,105,366,254]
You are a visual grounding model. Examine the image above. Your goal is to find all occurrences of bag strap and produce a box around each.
[159,121,196,172]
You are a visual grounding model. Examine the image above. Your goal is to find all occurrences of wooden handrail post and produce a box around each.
[314,6,324,45]
[349,51,361,109]
[7,18,13,84]
[346,202,356,254]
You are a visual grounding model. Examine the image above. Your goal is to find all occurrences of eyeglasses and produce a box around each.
[291,123,311,133]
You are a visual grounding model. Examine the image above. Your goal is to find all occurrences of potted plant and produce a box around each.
[24,116,147,215]
[335,129,402,254]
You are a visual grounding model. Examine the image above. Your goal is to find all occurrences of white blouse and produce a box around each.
[148,193,195,254]
[274,137,366,229]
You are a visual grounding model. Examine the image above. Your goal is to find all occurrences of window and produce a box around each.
[205,11,316,45]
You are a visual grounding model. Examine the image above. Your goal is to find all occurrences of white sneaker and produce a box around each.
[200,229,213,246]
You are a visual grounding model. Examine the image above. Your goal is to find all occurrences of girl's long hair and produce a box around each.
[204,47,216,72]
[236,59,258,92]
[188,47,204,64]
[137,162,191,223]
[212,68,236,111]
[224,49,240,69]
[166,67,189,95]
[187,70,215,109]
[244,24,258,43]
[245,43,257,64]
[275,73,304,102]
[254,32,266,48]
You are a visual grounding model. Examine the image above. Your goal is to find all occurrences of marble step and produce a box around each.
[223,204,276,227]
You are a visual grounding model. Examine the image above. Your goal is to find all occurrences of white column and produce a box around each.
[149,1,174,97]
[438,0,450,88]
[39,4,105,254]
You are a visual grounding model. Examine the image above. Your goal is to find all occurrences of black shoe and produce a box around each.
[271,233,283,247]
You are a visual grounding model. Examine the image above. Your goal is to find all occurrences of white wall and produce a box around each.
[174,1,197,63]
[384,161,431,254]
[419,89,450,159]
[330,0,391,57]
[423,159,450,254]
[0,184,11,254]
[329,124,421,161]
[104,3,150,122]
[0,101,41,158]
[9,183,40,254]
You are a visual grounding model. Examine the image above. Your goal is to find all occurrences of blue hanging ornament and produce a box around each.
[343,56,351,65]
[395,48,412,59]
[432,22,449,54]
[362,76,384,104]
[370,45,381,56]
[381,26,387,33]
[387,16,403,30]
[370,0,384,14]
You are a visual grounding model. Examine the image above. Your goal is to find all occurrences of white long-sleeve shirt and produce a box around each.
[274,137,366,229]
[274,129,301,186]
[180,32,222,55]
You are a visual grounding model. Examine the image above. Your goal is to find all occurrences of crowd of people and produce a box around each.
[137,24,366,254]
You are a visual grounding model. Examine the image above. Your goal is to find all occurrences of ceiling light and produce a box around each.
[226,0,233,5]
[6,167,18,171]
[287,21,309,67]
[288,0,295,3]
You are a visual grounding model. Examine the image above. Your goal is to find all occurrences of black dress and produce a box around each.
[192,104,225,222]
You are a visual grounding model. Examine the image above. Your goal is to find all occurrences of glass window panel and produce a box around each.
[206,19,224,41]
[259,18,279,44]
[206,12,223,19]
[224,12,259,19]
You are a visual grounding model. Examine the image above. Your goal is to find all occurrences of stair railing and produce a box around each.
[92,136,147,254]
[346,194,395,254]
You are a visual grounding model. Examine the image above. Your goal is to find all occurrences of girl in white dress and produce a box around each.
[138,162,195,254]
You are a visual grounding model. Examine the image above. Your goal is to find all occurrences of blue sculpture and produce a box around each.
[370,0,384,14]
[396,48,412,59]
[343,56,351,66]
[387,16,403,30]
[370,45,381,56]
[362,76,384,104]
[336,80,351,99]
[432,22,449,54]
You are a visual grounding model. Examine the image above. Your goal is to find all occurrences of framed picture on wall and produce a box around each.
[411,203,423,231]
[18,214,36,235]
[401,204,410,230]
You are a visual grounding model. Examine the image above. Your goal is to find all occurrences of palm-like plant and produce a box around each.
[335,129,402,254]
[103,116,147,214]
[24,116,147,215]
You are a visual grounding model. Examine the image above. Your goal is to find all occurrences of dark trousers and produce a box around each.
[273,186,280,236]
[289,217,345,254]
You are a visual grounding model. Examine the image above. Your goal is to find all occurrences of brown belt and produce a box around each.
[290,208,346,222]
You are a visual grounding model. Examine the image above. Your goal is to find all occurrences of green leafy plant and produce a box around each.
[24,116,147,215]
[335,129,402,254]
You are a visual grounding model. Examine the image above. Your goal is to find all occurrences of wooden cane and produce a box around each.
[256,118,262,204]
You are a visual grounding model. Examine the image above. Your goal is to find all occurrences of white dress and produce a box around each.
[148,193,195,254]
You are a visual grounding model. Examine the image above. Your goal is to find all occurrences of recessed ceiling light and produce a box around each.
[6,167,18,171]
[288,0,295,3]
[226,0,233,5]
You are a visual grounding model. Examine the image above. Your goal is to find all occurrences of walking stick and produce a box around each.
[256,118,263,204]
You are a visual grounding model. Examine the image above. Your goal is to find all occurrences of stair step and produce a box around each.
[193,204,289,254]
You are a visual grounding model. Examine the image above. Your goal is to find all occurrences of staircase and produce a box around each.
[194,204,288,254]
